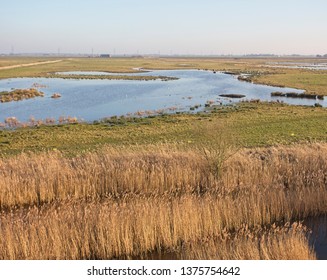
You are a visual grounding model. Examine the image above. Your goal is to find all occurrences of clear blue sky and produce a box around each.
[1,0,326,55]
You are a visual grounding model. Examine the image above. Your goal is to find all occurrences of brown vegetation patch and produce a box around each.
[0,88,44,103]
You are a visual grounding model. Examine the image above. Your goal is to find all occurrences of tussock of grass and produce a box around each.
[0,88,44,103]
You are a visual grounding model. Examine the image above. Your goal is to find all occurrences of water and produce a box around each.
[0,70,324,123]
[267,62,327,71]
[304,216,327,260]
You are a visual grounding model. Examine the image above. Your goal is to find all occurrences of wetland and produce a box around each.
[0,57,327,260]
[1,68,324,124]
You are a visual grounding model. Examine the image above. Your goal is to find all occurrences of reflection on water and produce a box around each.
[0,70,324,123]
[304,216,327,260]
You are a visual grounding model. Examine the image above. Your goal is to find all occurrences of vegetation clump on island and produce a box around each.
[271,91,324,100]
[51,73,178,81]
[219,94,246,98]
[51,93,61,98]
[0,88,44,103]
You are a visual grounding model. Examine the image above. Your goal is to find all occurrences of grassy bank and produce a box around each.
[1,102,327,156]
[252,69,327,95]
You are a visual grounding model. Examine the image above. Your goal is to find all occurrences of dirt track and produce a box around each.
[0,60,62,70]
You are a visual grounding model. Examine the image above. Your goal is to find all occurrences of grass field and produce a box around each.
[0,56,326,260]
[0,57,54,68]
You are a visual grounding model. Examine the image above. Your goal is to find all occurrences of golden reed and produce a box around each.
[0,143,326,259]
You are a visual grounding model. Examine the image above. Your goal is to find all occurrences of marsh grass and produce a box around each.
[0,143,326,259]
[180,222,316,260]
[0,200,315,260]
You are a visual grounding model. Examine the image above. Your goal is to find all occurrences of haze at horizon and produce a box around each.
[1,0,326,55]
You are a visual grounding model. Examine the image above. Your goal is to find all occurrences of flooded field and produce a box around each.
[1,69,322,123]
[266,62,327,71]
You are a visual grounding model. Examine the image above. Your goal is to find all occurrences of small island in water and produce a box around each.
[0,88,44,103]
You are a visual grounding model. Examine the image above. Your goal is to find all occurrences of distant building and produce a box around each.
[100,54,111,58]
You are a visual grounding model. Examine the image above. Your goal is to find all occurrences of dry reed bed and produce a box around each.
[0,144,327,208]
[0,143,326,259]
[0,144,326,217]
[0,199,316,260]
[180,222,316,260]
[0,148,206,208]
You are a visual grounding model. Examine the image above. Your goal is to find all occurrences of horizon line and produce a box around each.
[1,52,327,58]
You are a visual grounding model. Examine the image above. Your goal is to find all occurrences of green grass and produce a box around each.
[0,57,225,79]
[1,102,327,156]
[252,69,327,95]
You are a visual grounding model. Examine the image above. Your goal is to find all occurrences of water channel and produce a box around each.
[305,216,327,260]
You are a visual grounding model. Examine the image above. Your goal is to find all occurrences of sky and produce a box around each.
[1,0,327,55]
